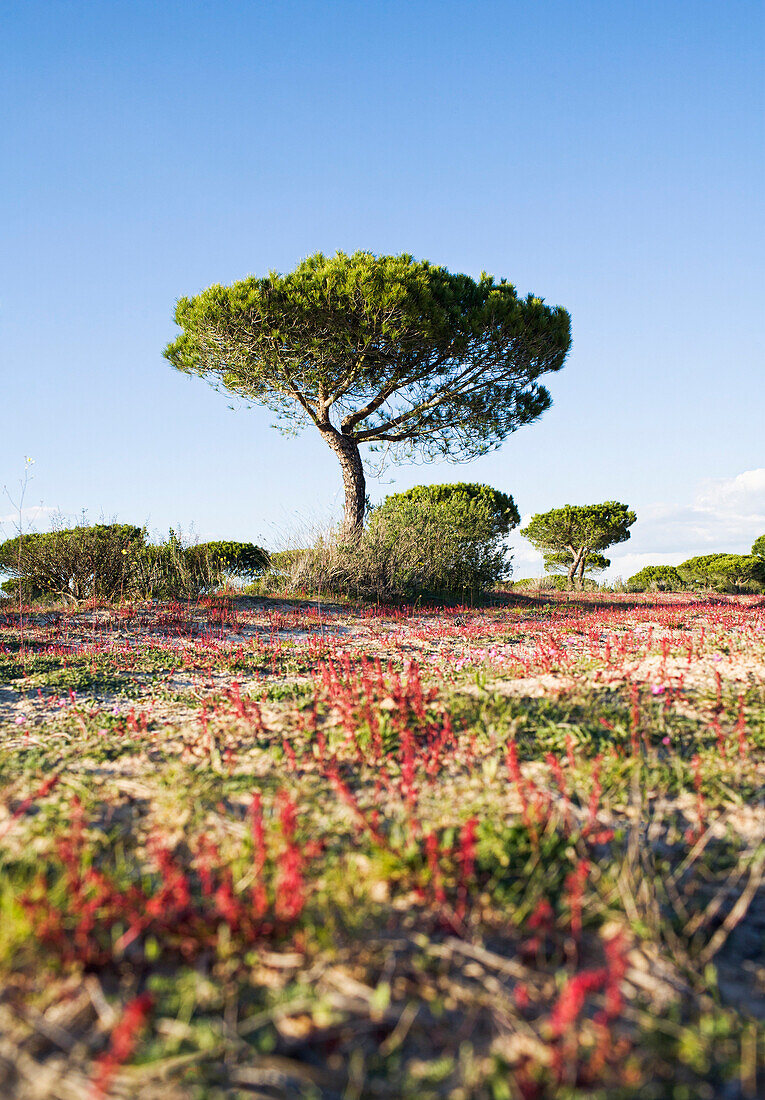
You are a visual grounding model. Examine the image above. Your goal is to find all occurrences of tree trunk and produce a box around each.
[567,560,577,590]
[567,546,585,591]
[320,429,366,538]
[577,556,586,589]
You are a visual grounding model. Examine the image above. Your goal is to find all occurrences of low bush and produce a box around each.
[539,575,569,591]
[289,483,518,602]
[0,577,45,602]
[0,524,144,602]
[627,565,685,593]
[130,532,207,599]
[187,541,270,584]
[245,549,305,595]
[0,525,270,603]
[538,574,599,592]
[388,483,520,538]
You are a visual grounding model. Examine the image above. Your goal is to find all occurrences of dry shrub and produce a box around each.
[283,487,514,602]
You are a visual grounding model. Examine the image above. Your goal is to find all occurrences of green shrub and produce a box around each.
[389,483,520,538]
[130,533,197,599]
[627,565,685,593]
[539,574,569,591]
[132,532,267,599]
[0,524,144,602]
[678,554,765,594]
[0,577,45,602]
[290,482,518,601]
[537,574,599,592]
[185,541,269,586]
[0,526,271,603]
[245,549,304,594]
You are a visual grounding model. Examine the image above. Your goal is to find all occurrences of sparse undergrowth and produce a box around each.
[0,591,763,1099]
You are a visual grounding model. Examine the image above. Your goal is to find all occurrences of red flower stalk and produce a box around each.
[506,740,530,826]
[523,896,553,955]
[0,773,60,841]
[425,832,446,904]
[281,736,297,771]
[456,817,478,917]
[229,680,246,717]
[546,753,570,829]
[89,993,154,1099]
[250,791,268,918]
[550,967,608,1037]
[564,859,590,943]
[146,839,191,921]
[527,898,553,932]
[735,694,748,761]
[274,790,304,921]
[458,817,478,884]
[195,833,219,896]
[426,713,453,776]
[213,878,241,927]
[597,931,628,1022]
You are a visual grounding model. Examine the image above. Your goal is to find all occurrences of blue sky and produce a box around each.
[2,0,763,578]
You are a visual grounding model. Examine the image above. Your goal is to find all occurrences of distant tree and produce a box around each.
[627,565,684,592]
[521,502,636,590]
[679,553,765,593]
[752,534,765,562]
[164,251,570,537]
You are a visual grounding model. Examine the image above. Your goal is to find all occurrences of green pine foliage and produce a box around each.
[186,541,270,581]
[678,553,765,594]
[165,251,570,534]
[288,482,518,601]
[627,565,685,593]
[521,502,636,591]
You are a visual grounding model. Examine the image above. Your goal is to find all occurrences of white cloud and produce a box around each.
[0,505,59,530]
[695,468,765,515]
[626,469,765,556]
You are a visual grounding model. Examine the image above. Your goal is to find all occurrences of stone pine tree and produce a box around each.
[164,251,571,537]
[678,553,765,593]
[521,502,636,590]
